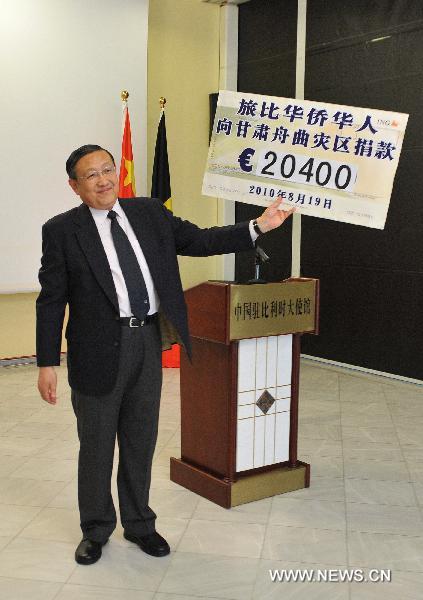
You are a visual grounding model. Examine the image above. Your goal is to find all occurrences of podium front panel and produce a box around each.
[236,334,292,472]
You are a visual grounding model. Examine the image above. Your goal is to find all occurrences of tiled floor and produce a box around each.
[0,360,422,599]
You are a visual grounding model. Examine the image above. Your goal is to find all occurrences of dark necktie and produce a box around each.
[107,210,150,320]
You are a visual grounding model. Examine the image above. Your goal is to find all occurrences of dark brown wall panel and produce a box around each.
[236,0,423,379]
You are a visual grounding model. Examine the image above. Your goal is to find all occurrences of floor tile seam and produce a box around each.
[0,455,34,478]
[343,476,413,485]
[256,496,273,565]
[0,434,70,442]
[299,437,342,442]
[156,551,216,596]
[155,594,227,600]
[347,528,423,540]
[0,406,41,414]
[50,581,68,600]
[170,513,192,553]
[0,573,65,586]
[175,546,262,561]
[343,498,418,508]
[7,502,77,512]
[274,495,418,508]
[246,551,262,600]
[188,516,270,526]
[129,544,174,594]
[331,383,351,583]
[0,504,45,553]
[0,431,54,442]
[9,475,76,484]
[301,452,343,464]
[6,531,81,547]
[343,455,405,462]
[0,424,19,435]
[62,569,166,594]
[0,496,72,510]
[260,521,349,534]
[10,456,78,464]
[178,516,269,530]
[251,495,273,593]
[398,444,423,451]
[0,502,67,514]
[155,596,222,600]
[343,456,408,464]
[272,496,345,505]
[299,435,342,442]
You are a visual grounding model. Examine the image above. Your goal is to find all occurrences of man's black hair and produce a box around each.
[66,145,115,179]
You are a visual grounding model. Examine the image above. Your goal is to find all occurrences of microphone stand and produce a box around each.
[248,245,270,284]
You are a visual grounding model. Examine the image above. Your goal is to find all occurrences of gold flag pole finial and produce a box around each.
[159,97,166,110]
[121,90,129,103]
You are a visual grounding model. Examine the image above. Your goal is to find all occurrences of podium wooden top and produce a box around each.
[185,278,319,344]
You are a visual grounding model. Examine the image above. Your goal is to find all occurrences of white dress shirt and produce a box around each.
[89,201,160,317]
[89,200,258,317]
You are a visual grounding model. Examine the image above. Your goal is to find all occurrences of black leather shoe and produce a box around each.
[75,538,108,565]
[124,531,170,557]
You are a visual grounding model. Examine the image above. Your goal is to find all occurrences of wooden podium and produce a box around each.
[170,278,319,508]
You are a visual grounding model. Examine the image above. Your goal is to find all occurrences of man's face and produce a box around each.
[68,150,119,210]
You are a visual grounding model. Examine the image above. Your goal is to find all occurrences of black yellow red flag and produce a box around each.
[151,111,172,211]
[152,105,179,366]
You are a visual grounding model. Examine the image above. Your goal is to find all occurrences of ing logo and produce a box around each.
[377,118,399,127]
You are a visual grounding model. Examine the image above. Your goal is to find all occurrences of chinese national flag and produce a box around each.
[151,109,179,368]
[119,107,136,198]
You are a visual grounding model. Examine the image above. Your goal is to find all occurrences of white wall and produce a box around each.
[0,0,148,292]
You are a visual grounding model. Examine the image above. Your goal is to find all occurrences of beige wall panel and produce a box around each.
[147,0,220,289]
[0,294,68,359]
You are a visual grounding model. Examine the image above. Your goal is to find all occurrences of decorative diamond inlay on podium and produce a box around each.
[256,389,275,414]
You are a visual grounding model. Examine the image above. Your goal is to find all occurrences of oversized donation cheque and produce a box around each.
[202,90,409,229]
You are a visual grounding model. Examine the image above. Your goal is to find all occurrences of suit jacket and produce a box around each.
[36,197,254,396]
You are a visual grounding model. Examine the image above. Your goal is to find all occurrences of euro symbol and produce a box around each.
[238,148,255,173]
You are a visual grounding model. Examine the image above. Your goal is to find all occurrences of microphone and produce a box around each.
[248,245,270,284]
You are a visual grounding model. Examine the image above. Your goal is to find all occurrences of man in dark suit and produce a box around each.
[36,144,294,565]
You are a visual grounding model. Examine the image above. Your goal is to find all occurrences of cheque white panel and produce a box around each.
[238,338,256,392]
[253,416,265,468]
[236,418,254,471]
[255,337,267,390]
[277,335,293,387]
[266,336,278,388]
[275,411,290,463]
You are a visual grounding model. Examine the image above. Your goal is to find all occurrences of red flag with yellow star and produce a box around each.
[119,106,136,197]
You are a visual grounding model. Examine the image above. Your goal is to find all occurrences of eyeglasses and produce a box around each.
[77,165,116,181]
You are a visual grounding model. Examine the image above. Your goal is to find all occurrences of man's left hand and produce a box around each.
[256,196,296,233]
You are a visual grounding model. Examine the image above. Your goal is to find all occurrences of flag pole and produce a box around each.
[159,97,166,124]
[118,90,136,198]
[121,90,129,128]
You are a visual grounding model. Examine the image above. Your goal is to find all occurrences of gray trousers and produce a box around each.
[71,321,162,543]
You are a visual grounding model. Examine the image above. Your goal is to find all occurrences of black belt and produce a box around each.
[119,314,158,328]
